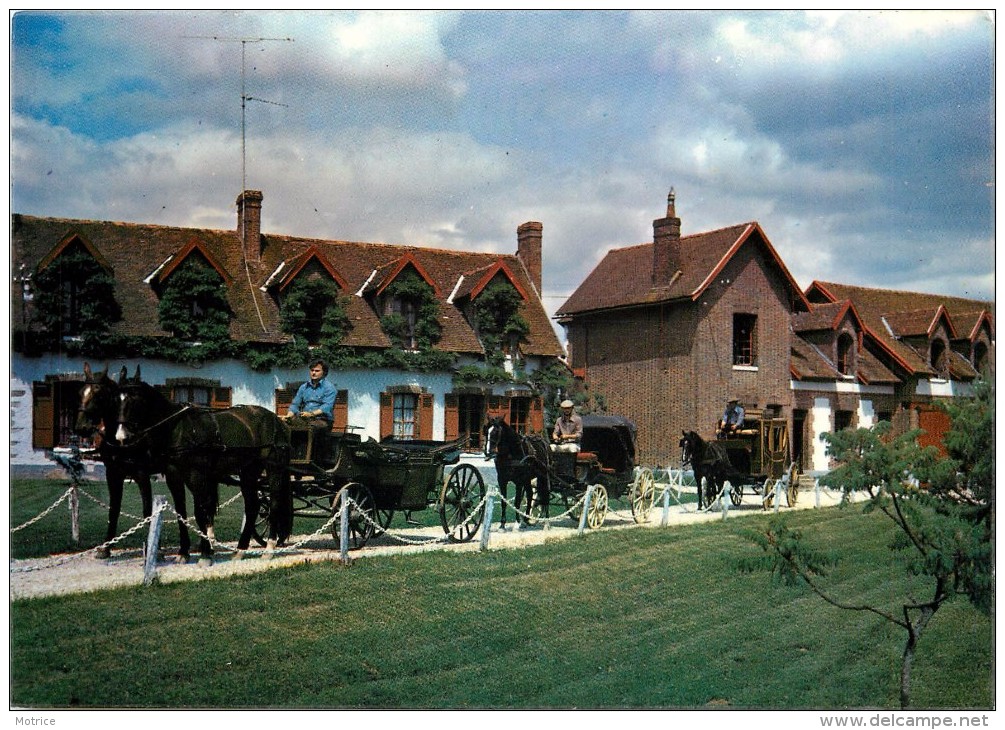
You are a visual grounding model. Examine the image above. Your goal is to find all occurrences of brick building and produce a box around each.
[556,192,993,471]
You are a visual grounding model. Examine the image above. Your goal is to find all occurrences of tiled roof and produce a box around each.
[791,300,859,333]
[789,332,899,384]
[808,281,994,376]
[556,222,809,317]
[12,213,564,358]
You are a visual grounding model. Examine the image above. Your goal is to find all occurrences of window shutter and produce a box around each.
[418,393,434,440]
[529,396,544,434]
[444,394,459,442]
[379,392,393,440]
[32,382,56,449]
[334,390,349,433]
[211,387,232,410]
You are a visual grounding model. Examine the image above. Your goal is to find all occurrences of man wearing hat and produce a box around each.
[552,399,583,453]
[717,396,745,439]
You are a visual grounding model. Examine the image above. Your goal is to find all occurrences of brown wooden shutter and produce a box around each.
[211,387,232,409]
[444,393,459,442]
[333,389,349,433]
[379,392,393,440]
[418,393,434,440]
[529,396,544,434]
[32,382,56,449]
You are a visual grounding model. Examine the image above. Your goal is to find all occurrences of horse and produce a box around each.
[115,372,293,564]
[74,363,193,561]
[484,416,549,527]
[679,430,735,510]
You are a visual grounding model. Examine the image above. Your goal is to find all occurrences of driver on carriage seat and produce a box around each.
[551,399,583,453]
[717,396,745,439]
[283,359,337,461]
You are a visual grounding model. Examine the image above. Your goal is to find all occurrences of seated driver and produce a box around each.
[551,399,583,453]
[717,396,745,439]
[284,359,337,461]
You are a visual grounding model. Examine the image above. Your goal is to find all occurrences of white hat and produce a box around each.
[560,399,574,408]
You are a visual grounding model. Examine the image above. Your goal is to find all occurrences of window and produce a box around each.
[930,339,948,378]
[457,394,485,449]
[165,380,231,409]
[393,393,418,439]
[732,313,757,366]
[386,297,419,350]
[509,397,531,434]
[837,333,855,375]
[834,410,854,432]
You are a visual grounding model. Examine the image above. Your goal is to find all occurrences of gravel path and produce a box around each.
[10,481,851,601]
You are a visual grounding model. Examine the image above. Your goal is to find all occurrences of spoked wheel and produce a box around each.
[374,508,395,536]
[786,463,800,507]
[586,484,609,529]
[730,482,743,506]
[331,482,376,549]
[252,489,272,547]
[439,464,486,542]
[630,468,656,524]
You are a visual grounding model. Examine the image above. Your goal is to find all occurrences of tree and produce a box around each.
[747,383,993,708]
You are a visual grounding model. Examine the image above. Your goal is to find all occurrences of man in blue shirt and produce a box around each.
[717,397,745,439]
[287,359,337,426]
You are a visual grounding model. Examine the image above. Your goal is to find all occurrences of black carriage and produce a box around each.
[257,423,486,549]
[540,414,656,528]
[715,409,798,507]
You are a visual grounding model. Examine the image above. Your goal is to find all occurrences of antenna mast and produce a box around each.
[185,35,293,333]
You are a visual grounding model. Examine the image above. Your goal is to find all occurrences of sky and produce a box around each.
[9,10,997,336]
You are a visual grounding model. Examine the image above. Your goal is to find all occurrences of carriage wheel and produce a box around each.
[787,463,800,507]
[586,484,609,529]
[730,482,743,506]
[630,468,656,524]
[252,489,272,547]
[331,482,376,550]
[439,464,486,543]
[374,508,395,536]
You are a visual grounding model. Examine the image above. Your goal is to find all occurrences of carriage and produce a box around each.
[257,422,487,549]
[681,408,798,509]
[534,414,657,529]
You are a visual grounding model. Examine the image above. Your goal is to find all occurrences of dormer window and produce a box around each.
[385,296,419,350]
[836,333,855,376]
[377,268,441,351]
[973,341,990,377]
[156,257,232,343]
[930,339,949,378]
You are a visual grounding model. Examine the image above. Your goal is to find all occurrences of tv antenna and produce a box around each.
[184,35,293,333]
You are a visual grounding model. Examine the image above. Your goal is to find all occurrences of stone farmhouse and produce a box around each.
[11,190,565,473]
[556,192,994,472]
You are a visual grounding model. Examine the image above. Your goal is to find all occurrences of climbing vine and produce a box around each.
[471,279,530,367]
[157,257,233,350]
[28,247,121,354]
[379,270,443,350]
[279,275,352,348]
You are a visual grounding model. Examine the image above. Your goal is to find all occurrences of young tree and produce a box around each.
[747,382,993,708]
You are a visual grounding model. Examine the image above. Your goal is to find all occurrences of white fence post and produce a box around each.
[480,485,496,551]
[577,485,594,535]
[722,482,731,520]
[815,478,821,509]
[69,483,80,543]
[143,495,166,587]
[774,481,782,513]
[339,490,350,565]
[661,479,671,527]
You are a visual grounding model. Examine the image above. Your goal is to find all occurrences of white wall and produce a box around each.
[10,353,550,469]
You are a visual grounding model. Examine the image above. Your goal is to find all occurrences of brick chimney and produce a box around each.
[517,221,543,296]
[237,189,264,264]
[652,188,681,289]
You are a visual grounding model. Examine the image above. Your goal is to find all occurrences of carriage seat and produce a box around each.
[576,451,597,463]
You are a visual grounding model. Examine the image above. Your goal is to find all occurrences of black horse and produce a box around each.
[679,430,735,510]
[115,374,293,564]
[484,416,549,527]
[74,363,193,560]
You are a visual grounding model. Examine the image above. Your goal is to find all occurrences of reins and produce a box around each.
[122,404,196,445]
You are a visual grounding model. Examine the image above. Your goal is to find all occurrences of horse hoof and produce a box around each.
[174,554,189,565]
[94,547,110,560]
[198,557,213,567]
[233,550,246,561]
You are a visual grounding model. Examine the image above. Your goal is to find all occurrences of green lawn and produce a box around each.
[9,481,993,709]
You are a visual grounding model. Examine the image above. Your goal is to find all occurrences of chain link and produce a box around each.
[10,487,75,533]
